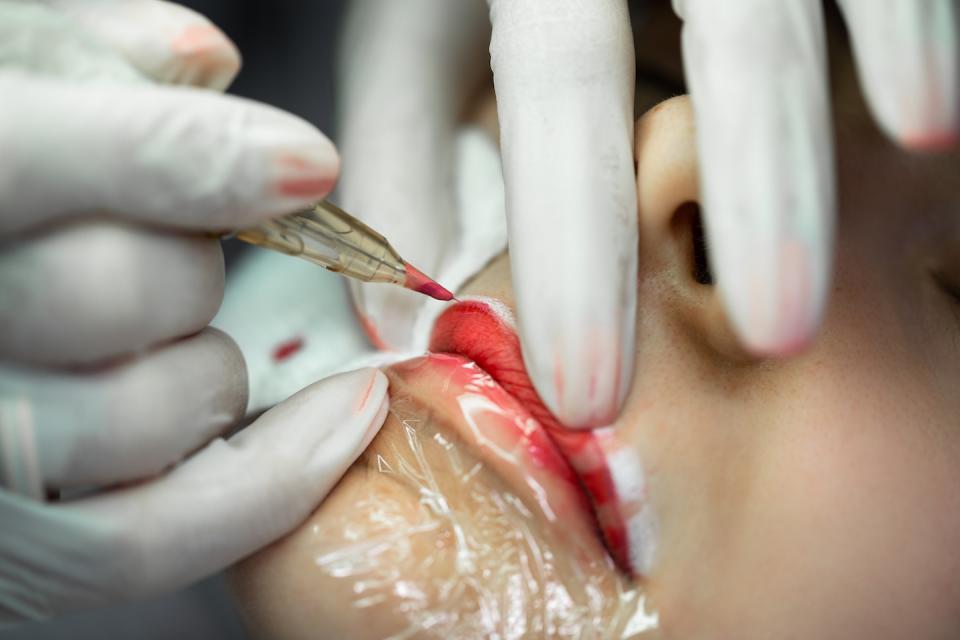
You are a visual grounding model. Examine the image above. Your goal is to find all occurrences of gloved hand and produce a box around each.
[336,0,495,354]
[340,0,958,430]
[338,0,636,430]
[0,0,387,624]
[673,0,958,355]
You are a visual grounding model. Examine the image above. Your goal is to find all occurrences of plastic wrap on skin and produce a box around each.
[231,360,659,639]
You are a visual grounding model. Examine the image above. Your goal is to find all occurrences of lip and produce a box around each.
[422,297,646,575]
[386,353,611,564]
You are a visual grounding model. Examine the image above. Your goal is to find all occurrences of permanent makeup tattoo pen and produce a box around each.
[233,200,454,302]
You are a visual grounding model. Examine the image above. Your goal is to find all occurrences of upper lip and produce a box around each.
[428,297,561,430]
[427,297,635,574]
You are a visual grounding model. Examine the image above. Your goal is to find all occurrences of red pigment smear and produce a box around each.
[403,262,455,302]
[358,313,389,351]
[171,24,228,55]
[275,153,321,171]
[272,336,305,363]
[354,372,378,414]
[275,176,336,199]
[902,130,958,152]
[774,238,814,358]
[345,287,392,351]
[429,300,633,574]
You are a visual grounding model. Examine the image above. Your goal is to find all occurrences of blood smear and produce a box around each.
[272,336,305,363]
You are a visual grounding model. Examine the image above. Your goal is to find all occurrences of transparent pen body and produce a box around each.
[236,201,407,285]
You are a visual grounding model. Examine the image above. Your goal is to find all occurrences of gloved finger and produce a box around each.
[41,0,241,91]
[0,73,338,235]
[0,2,144,83]
[337,0,489,350]
[0,328,247,491]
[837,0,959,151]
[673,0,834,356]
[0,221,223,366]
[487,0,638,428]
[0,369,387,621]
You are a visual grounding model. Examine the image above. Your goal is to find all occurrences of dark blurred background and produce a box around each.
[204,0,347,132]
[1,3,347,638]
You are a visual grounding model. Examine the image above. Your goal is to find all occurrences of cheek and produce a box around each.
[742,397,960,636]
[737,357,960,636]
[622,343,960,637]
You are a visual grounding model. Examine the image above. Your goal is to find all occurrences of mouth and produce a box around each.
[416,296,652,576]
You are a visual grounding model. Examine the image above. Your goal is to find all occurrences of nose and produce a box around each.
[634,96,752,364]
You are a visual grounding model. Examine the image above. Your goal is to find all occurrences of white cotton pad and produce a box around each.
[603,438,657,576]
[215,127,507,412]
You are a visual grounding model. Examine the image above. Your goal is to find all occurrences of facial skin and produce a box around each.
[230,9,960,639]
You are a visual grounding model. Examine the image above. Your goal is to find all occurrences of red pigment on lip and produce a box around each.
[272,336,305,362]
[390,354,615,560]
[550,427,628,572]
[398,353,586,501]
[429,300,633,574]
[403,262,455,302]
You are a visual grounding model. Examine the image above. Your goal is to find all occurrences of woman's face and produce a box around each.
[230,20,960,640]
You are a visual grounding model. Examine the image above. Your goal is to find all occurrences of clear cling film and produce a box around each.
[229,363,659,639]
[235,200,454,301]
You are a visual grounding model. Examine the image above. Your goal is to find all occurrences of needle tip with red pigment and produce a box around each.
[403,262,456,302]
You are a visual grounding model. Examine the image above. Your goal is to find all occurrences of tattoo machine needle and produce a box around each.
[233,200,455,302]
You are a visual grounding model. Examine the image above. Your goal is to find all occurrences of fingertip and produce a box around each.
[549,356,630,430]
[351,368,389,418]
[870,102,960,154]
[719,234,829,360]
[51,0,242,90]
[837,0,959,157]
[228,112,340,224]
[191,328,251,430]
[357,381,390,454]
[169,23,242,91]
[899,129,959,153]
[521,303,635,430]
[738,322,818,360]
[301,367,387,425]
[271,141,340,203]
[118,88,339,227]
[276,368,389,485]
[679,0,835,362]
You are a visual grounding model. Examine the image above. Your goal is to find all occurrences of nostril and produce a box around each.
[672,202,713,286]
[689,205,713,286]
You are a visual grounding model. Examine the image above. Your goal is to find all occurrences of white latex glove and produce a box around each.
[0,0,388,624]
[673,0,959,354]
[336,0,494,352]
[338,0,637,429]
[344,0,959,427]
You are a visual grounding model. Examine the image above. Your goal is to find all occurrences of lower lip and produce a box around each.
[386,353,608,559]
[428,298,640,575]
